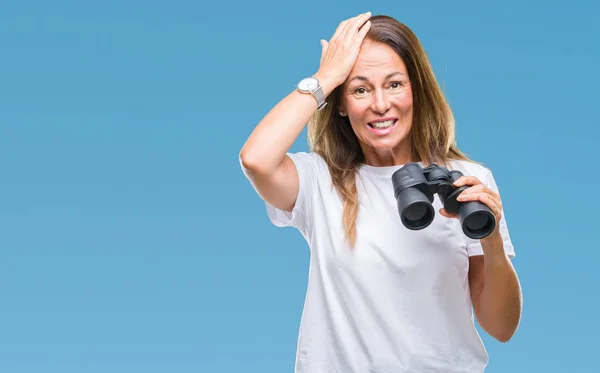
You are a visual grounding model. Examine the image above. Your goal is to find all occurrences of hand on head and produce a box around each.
[318,12,372,87]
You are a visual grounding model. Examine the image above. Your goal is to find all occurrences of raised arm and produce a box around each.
[239,12,372,211]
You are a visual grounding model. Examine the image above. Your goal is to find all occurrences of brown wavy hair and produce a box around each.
[307,15,473,247]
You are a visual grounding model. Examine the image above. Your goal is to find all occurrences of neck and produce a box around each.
[362,142,420,167]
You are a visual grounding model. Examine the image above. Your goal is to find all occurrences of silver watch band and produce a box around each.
[297,77,328,111]
[312,86,327,110]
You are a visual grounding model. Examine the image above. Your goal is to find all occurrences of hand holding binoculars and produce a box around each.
[391,163,496,239]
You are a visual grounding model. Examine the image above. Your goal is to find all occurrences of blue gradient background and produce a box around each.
[1,1,598,372]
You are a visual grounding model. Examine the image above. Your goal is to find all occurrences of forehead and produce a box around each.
[350,40,407,77]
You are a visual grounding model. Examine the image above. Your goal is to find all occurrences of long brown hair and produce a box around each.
[307,15,472,247]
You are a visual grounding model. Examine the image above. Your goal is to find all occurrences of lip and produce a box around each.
[368,117,398,125]
[366,118,397,135]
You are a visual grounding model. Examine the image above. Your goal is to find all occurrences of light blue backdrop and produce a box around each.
[1,1,598,372]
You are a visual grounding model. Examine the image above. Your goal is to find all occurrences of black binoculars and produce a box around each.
[391,162,496,239]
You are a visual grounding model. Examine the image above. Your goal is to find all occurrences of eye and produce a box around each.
[389,81,403,89]
[353,87,368,95]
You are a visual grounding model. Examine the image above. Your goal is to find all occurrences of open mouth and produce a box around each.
[368,119,397,130]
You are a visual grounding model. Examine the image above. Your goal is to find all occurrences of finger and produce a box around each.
[461,186,501,204]
[461,187,501,205]
[453,175,482,187]
[459,184,487,195]
[357,19,371,39]
[457,192,501,213]
[336,16,357,39]
[327,12,370,53]
[330,19,350,43]
[341,12,371,39]
[352,12,372,33]
[320,39,329,62]
[457,191,489,203]
[439,208,458,219]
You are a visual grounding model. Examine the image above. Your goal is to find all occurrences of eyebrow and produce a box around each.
[348,71,406,84]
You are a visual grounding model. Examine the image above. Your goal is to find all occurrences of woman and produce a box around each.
[239,13,522,373]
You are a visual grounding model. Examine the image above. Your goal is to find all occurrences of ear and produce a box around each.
[337,88,348,117]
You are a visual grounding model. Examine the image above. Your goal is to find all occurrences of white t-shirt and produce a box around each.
[244,151,515,373]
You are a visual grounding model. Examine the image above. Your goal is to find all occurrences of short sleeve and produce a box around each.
[240,152,319,232]
[265,152,319,231]
[465,169,516,259]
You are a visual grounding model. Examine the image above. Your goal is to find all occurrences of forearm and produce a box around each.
[477,233,523,342]
[239,70,338,174]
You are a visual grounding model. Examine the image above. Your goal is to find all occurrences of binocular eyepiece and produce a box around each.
[391,162,496,239]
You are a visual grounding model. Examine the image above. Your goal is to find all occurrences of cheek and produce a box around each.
[346,101,371,121]
[392,90,413,110]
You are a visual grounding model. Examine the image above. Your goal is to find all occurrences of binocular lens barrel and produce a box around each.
[458,201,496,239]
[396,188,435,229]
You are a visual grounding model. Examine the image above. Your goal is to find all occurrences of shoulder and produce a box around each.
[287,151,329,174]
[288,150,325,163]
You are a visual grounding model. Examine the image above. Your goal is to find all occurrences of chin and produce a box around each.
[369,139,399,150]
[353,122,412,152]
[367,131,408,147]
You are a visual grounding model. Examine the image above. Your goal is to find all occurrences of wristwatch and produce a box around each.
[297,77,327,110]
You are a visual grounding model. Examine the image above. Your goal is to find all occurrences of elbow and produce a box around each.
[239,150,255,171]
[239,148,265,174]
[477,310,521,343]
[239,147,280,176]
[489,322,520,343]
[476,292,523,344]
[493,330,515,343]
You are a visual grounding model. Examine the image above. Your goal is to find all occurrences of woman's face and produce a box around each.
[339,40,415,166]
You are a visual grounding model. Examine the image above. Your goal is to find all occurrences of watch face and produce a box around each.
[298,77,318,91]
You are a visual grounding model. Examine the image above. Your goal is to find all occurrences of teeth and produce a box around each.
[372,119,395,129]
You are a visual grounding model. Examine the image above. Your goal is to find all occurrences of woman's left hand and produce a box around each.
[439,175,503,236]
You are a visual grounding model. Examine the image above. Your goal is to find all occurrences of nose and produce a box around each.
[370,89,391,114]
